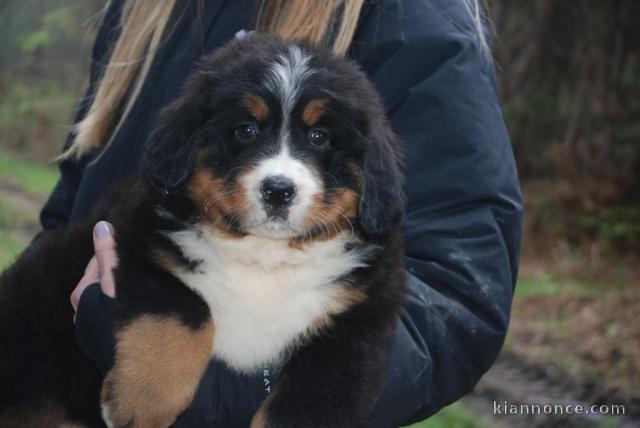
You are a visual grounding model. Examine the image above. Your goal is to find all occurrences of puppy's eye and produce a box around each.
[308,129,330,147]
[234,124,258,143]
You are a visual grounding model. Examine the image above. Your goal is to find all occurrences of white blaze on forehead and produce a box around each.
[265,45,314,118]
[254,145,314,183]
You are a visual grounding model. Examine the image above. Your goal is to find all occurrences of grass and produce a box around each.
[0,198,37,269]
[514,271,618,299]
[0,198,17,229]
[0,148,58,196]
[0,232,25,268]
[0,148,56,268]
[515,274,561,297]
[0,208,32,270]
[408,402,494,428]
[509,268,640,403]
[0,197,35,229]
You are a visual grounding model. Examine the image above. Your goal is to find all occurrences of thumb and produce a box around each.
[93,221,118,298]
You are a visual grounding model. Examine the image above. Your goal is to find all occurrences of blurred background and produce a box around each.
[0,1,638,427]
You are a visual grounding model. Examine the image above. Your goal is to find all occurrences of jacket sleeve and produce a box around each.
[351,0,523,425]
[39,0,124,230]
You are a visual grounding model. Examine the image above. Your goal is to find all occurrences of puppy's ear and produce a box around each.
[141,78,208,194]
[358,120,405,237]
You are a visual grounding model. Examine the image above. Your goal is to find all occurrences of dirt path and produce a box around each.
[0,177,47,213]
[463,352,640,428]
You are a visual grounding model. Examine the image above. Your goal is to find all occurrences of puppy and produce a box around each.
[0,34,406,428]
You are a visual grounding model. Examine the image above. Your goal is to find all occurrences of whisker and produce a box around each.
[319,173,339,185]
[203,193,233,212]
[210,201,249,223]
[324,203,355,237]
[309,211,335,241]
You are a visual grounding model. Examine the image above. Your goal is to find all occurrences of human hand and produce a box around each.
[70,221,118,320]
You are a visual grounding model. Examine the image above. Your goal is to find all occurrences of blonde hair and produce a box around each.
[62,0,364,160]
[255,0,363,56]
[63,0,489,160]
[462,0,490,57]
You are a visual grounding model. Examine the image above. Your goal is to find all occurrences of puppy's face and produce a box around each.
[143,35,404,241]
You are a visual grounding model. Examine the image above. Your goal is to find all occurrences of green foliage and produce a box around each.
[493,1,640,256]
[495,1,640,184]
[524,181,640,254]
[0,80,76,154]
[0,1,101,156]
[579,205,640,251]
[20,7,75,54]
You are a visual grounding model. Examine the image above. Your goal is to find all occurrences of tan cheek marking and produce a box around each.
[331,187,359,218]
[291,188,359,247]
[243,93,269,121]
[349,162,365,193]
[187,169,252,238]
[302,99,328,126]
[187,170,223,212]
[101,316,214,428]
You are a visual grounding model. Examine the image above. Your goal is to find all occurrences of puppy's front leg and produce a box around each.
[250,320,392,428]
[101,315,214,428]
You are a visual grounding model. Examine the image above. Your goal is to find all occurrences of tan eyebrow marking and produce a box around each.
[243,94,269,121]
[302,99,329,126]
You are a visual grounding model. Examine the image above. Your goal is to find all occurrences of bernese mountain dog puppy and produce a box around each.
[0,34,406,428]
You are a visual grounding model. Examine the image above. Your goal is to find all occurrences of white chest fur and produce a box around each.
[168,229,369,373]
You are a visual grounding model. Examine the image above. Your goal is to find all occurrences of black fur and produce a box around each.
[0,35,406,427]
[141,74,208,194]
[0,226,103,426]
[358,118,405,238]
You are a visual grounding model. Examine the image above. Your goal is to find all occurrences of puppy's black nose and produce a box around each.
[260,175,296,209]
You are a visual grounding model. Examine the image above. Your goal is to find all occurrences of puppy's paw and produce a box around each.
[100,399,116,428]
[101,315,214,428]
[100,373,184,428]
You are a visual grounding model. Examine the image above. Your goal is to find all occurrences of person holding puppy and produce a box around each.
[44,0,522,426]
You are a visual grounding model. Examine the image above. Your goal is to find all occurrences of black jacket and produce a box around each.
[41,0,522,426]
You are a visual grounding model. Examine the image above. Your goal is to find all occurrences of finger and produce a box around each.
[84,255,100,278]
[94,221,117,254]
[70,256,99,314]
[93,221,118,298]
